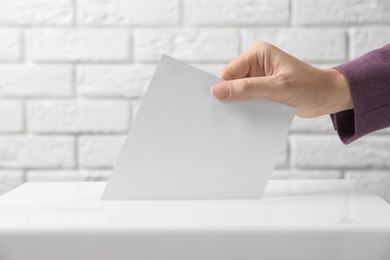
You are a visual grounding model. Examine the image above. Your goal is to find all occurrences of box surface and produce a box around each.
[0,180,390,260]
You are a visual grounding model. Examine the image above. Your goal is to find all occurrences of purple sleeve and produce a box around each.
[330,44,390,144]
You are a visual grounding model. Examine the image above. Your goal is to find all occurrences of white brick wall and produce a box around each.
[184,0,289,26]
[0,0,389,201]
[0,170,24,195]
[0,0,73,25]
[77,65,154,98]
[0,136,74,168]
[134,29,239,62]
[345,170,390,202]
[77,0,179,25]
[0,101,24,133]
[27,100,131,133]
[0,65,72,97]
[0,30,20,61]
[291,135,390,169]
[26,28,130,62]
[78,135,126,168]
[26,170,111,182]
[241,28,347,62]
[350,27,390,58]
[293,0,390,25]
[290,116,335,134]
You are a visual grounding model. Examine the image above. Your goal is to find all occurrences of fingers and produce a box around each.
[220,41,270,81]
[220,53,251,80]
[210,77,277,101]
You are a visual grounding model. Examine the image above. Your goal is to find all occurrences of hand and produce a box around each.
[210,41,353,118]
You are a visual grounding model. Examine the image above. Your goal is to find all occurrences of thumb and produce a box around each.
[210,77,276,101]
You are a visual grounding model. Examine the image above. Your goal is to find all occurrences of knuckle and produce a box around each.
[276,73,292,89]
[272,75,293,102]
[254,41,271,50]
[251,41,276,60]
[236,78,253,94]
[253,41,278,56]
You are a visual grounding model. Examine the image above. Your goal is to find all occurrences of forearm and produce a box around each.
[331,44,390,144]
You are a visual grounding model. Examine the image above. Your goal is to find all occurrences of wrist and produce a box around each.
[323,68,353,114]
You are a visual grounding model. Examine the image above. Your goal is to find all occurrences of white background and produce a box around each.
[0,0,389,201]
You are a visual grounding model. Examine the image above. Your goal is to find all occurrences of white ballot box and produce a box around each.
[0,180,390,260]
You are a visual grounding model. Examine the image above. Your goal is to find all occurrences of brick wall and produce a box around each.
[0,0,389,201]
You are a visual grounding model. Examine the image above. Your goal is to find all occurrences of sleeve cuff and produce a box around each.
[330,44,390,144]
[330,110,355,144]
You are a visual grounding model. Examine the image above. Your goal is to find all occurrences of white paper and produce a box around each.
[102,55,294,200]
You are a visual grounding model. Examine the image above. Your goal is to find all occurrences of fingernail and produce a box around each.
[211,82,230,99]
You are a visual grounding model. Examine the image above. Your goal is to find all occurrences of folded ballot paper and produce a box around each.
[102,55,294,200]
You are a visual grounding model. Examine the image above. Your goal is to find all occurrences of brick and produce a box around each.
[0,136,74,168]
[77,0,179,25]
[349,27,390,59]
[0,0,72,25]
[0,64,72,97]
[78,135,126,168]
[27,170,111,182]
[134,29,239,62]
[290,115,335,134]
[291,135,390,169]
[184,0,289,26]
[0,30,20,61]
[77,65,154,98]
[241,28,347,62]
[294,0,390,25]
[27,100,130,133]
[0,170,24,196]
[271,170,342,180]
[345,170,390,202]
[0,101,23,133]
[26,28,130,62]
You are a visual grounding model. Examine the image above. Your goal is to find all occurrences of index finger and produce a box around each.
[220,52,251,80]
[220,45,266,81]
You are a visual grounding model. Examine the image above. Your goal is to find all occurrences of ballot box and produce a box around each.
[0,180,390,260]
